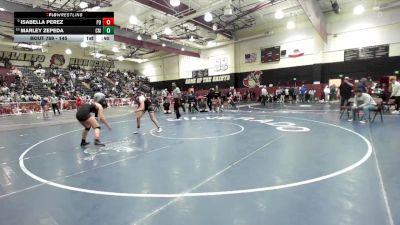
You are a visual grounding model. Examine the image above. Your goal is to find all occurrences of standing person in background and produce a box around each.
[213,85,222,112]
[261,85,268,106]
[180,92,186,114]
[299,85,307,103]
[172,82,182,119]
[308,88,315,103]
[59,97,64,111]
[275,87,281,103]
[161,88,167,103]
[324,85,331,102]
[76,94,83,109]
[356,78,368,93]
[207,88,214,111]
[188,91,199,113]
[50,94,61,115]
[389,77,400,114]
[251,90,256,102]
[41,97,49,119]
[284,87,289,103]
[339,77,354,107]
[330,85,337,101]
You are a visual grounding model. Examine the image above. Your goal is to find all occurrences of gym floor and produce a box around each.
[0,103,399,225]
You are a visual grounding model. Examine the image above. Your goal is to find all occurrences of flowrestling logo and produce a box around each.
[166,116,310,132]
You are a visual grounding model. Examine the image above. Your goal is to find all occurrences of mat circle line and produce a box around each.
[149,121,244,140]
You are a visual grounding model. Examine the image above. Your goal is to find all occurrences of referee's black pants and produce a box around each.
[174,98,181,119]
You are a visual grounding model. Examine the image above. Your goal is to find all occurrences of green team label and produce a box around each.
[102,26,114,34]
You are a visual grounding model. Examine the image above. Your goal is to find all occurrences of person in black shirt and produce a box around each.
[339,77,354,107]
[213,85,222,112]
[207,88,214,111]
[188,91,199,113]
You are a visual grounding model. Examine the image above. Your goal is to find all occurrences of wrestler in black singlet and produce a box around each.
[76,103,98,121]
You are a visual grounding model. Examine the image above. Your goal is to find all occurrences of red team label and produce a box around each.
[102,18,114,26]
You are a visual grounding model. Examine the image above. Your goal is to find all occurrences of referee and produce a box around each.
[172,82,182,119]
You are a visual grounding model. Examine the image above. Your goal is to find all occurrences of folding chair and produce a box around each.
[370,98,383,123]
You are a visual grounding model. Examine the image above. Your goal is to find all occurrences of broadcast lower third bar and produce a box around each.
[13,35,114,43]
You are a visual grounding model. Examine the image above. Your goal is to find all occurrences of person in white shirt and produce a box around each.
[284,88,289,102]
[308,89,316,103]
[172,82,182,119]
[389,77,400,114]
[324,85,331,102]
[50,94,61,115]
[161,88,167,102]
[261,86,268,105]
[348,89,377,124]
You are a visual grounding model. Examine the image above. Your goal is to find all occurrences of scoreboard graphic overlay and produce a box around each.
[14,12,114,43]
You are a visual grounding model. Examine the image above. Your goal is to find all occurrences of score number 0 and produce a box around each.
[102,18,114,26]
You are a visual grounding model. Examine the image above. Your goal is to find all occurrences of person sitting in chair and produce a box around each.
[348,89,377,124]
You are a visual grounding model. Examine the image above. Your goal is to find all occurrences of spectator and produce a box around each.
[207,88,214,111]
[50,94,61,115]
[348,89,377,124]
[299,85,307,103]
[261,85,268,105]
[339,77,354,107]
[324,85,331,102]
[389,77,400,114]
[308,88,316,102]
[356,78,368,93]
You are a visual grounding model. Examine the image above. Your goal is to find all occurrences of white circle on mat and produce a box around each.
[149,121,244,140]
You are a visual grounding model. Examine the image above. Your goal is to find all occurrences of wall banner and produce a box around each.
[0,51,46,62]
[69,57,115,68]
[185,75,231,85]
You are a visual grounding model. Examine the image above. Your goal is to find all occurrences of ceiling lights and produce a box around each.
[151,34,158,40]
[170,0,180,7]
[137,35,142,40]
[189,36,195,42]
[80,42,88,48]
[204,12,213,22]
[164,27,172,35]
[79,1,88,9]
[65,48,72,55]
[112,46,119,52]
[224,5,233,16]
[212,23,218,31]
[126,58,149,63]
[353,5,365,15]
[129,15,138,25]
[287,21,296,29]
[18,43,42,50]
[162,43,166,47]
[181,47,185,51]
[91,6,100,11]
[274,10,284,19]
[207,40,217,47]
[0,8,6,11]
